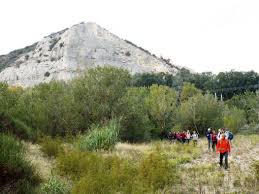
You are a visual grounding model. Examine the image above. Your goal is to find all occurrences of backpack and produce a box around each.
[227,131,234,140]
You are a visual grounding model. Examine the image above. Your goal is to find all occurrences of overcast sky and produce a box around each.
[1,0,259,73]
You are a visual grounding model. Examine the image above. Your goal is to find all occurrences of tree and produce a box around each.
[72,66,131,126]
[13,81,83,136]
[214,71,259,99]
[131,73,167,87]
[180,82,202,102]
[145,85,177,135]
[0,83,22,114]
[117,87,154,142]
[223,106,246,133]
[227,92,259,124]
[177,93,223,133]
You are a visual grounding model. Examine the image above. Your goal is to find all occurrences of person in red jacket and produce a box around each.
[216,133,231,169]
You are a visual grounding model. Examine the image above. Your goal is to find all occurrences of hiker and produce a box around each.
[192,131,198,146]
[216,133,231,169]
[186,130,191,144]
[225,130,234,141]
[171,132,177,143]
[160,130,167,140]
[168,131,173,141]
[168,131,175,143]
[211,130,217,152]
[206,128,212,151]
[176,132,182,143]
[181,131,187,144]
[217,128,223,140]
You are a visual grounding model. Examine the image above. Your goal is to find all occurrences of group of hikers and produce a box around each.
[206,128,233,169]
[166,128,233,170]
[167,130,199,144]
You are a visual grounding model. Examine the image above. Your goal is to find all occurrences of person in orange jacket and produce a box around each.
[216,133,231,169]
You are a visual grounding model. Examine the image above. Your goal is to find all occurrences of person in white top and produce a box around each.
[217,128,223,140]
[186,130,191,144]
[192,131,199,146]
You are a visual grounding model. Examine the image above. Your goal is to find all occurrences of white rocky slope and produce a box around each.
[0,22,180,87]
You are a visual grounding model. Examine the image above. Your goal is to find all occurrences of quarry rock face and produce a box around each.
[0,22,180,87]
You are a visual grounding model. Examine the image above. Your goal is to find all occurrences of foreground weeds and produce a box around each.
[56,145,180,194]
[39,136,64,158]
[151,141,202,165]
[0,134,40,194]
[19,134,259,194]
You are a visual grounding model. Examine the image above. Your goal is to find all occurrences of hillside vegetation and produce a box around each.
[0,66,259,193]
[0,43,37,71]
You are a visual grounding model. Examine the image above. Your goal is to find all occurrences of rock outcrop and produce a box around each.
[0,22,180,87]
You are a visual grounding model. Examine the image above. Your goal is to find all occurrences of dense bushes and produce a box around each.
[117,87,154,142]
[0,66,258,193]
[139,151,176,191]
[0,134,40,193]
[0,83,23,114]
[0,66,252,141]
[39,136,64,158]
[0,133,25,170]
[77,120,120,151]
[132,69,259,100]
[146,84,177,134]
[177,93,223,132]
[12,81,83,137]
[72,66,131,126]
[0,113,35,140]
[227,92,259,124]
[223,106,246,133]
[56,148,177,194]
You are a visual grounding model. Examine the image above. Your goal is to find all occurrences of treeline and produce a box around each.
[132,68,259,99]
[0,67,259,142]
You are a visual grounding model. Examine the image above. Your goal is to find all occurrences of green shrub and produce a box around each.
[57,147,177,194]
[0,113,36,141]
[0,133,25,171]
[117,87,154,142]
[72,66,131,127]
[41,176,69,194]
[77,120,120,151]
[177,93,223,133]
[139,151,176,191]
[0,134,40,193]
[39,136,64,158]
[56,150,101,180]
[224,105,246,133]
[60,151,143,194]
[11,116,37,140]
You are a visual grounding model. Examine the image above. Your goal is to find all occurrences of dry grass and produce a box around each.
[114,141,202,164]
[177,135,259,194]
[23,142,54,181]
[22,134,259,194]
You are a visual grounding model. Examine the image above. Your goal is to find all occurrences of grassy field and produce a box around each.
[23,134,259,194]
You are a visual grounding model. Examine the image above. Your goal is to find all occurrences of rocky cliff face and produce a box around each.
[0,22,180,87]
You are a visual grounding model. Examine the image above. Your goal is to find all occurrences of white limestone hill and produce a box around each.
[0,22,180,87]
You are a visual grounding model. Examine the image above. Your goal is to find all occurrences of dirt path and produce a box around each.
[181,137,259,193]
[23,142,54,180]
[184,137,259,170]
